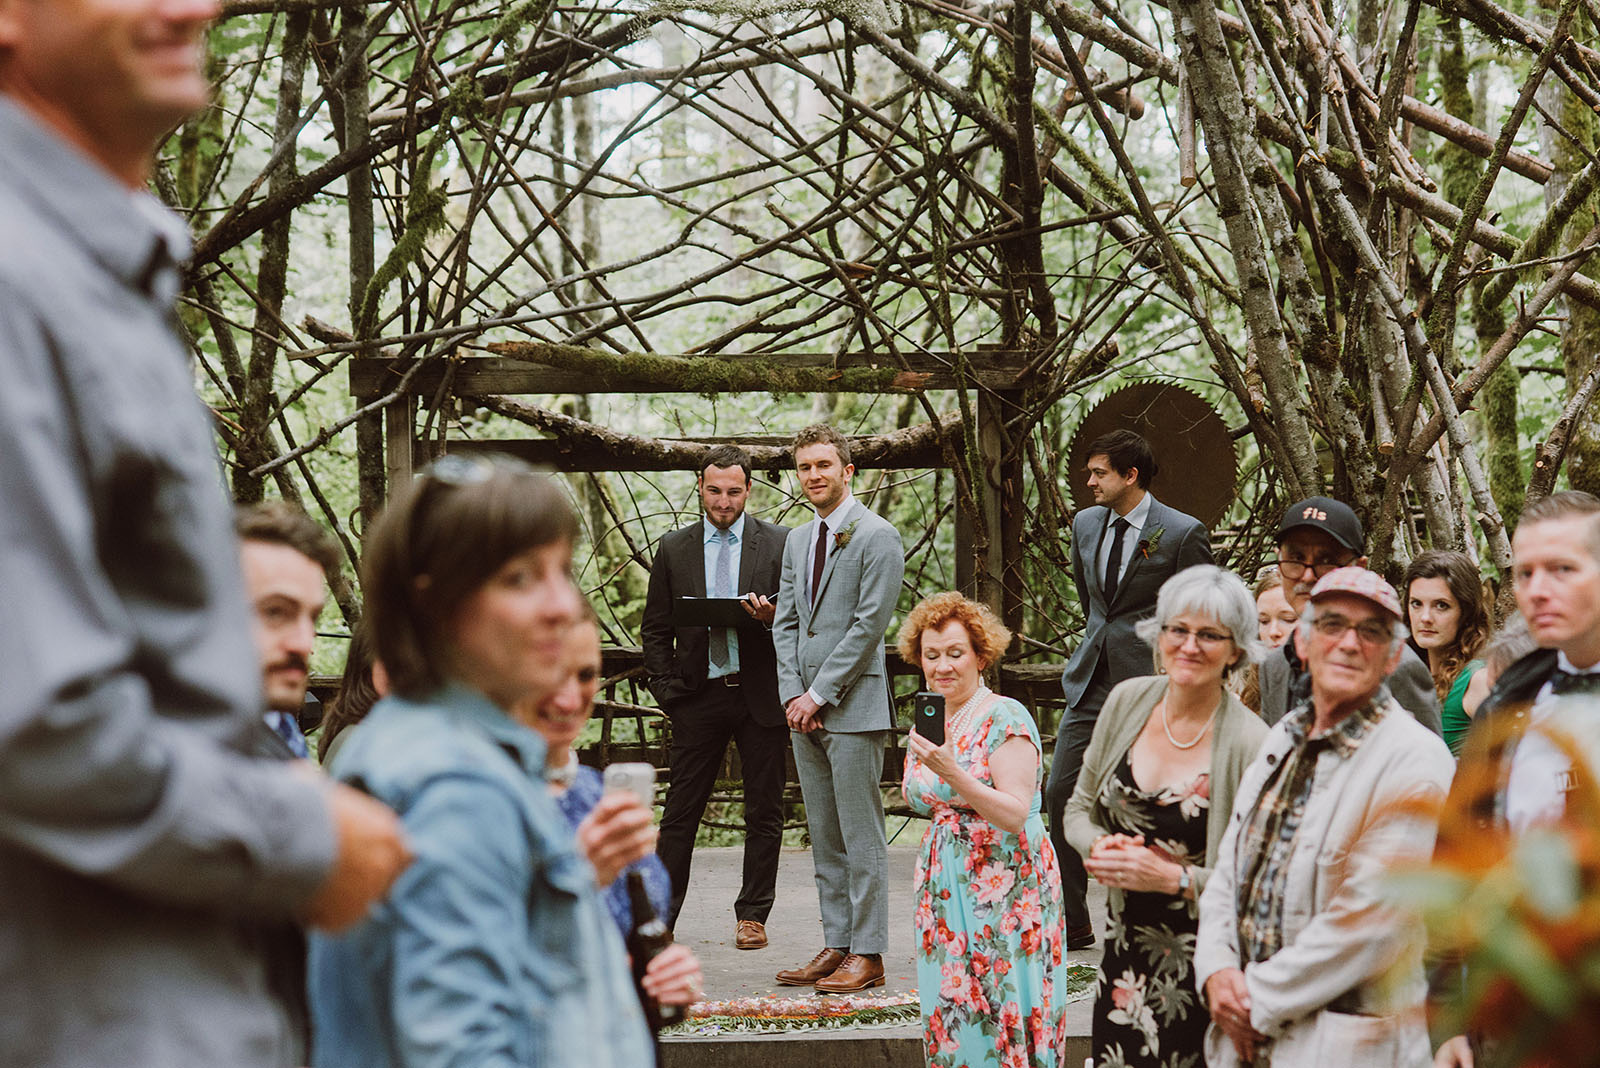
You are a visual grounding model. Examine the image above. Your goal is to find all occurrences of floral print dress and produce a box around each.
[903,694,1068,1068]
[1090,753,1210,1068]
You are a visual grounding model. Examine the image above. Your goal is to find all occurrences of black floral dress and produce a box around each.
[1090,753,1210,1068]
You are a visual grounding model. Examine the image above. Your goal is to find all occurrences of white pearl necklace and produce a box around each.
[947,684,992,737]
[1160,697,1216,750]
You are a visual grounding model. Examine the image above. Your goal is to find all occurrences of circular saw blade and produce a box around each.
[1066,382,1237,529]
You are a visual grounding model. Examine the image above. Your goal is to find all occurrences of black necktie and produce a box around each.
[1551,670,1600,696]
[1104,518,1129,604]
[810,520,828,606]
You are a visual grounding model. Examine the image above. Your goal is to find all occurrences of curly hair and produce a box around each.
[791,423,852,467]
[895,591,1012,670]
[1403,549,1491,702]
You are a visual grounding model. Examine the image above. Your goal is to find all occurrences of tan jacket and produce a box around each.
[1193,695,1454,1068]
[1063,674,1270,907]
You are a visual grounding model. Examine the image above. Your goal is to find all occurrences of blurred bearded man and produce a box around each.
[237,502,344,758]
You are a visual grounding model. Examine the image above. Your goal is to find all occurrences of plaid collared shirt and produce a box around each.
[1234,696,1387,965]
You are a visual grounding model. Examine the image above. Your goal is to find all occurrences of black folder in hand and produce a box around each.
[672,596,750,627]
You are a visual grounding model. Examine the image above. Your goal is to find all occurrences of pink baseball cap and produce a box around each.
[1308,566,1403,620]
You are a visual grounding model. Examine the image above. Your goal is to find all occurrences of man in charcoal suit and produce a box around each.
[772,424,905,993]
[644,445,789,949]
[1047,429,1213,948]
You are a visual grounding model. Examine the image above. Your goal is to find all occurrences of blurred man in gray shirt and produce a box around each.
[0,3,410,1066]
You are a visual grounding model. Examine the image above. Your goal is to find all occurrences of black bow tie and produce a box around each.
[1550,670,1600,696]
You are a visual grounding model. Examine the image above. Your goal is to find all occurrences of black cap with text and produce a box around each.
[1276,496,1364,553]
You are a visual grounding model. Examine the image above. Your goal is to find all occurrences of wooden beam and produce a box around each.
[385,394,415,490]
[445,425,958,472]
[349,351,1030,398]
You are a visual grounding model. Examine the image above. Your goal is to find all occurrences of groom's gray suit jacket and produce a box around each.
[774,501,904,730]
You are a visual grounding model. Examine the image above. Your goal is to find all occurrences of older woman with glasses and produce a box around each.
[1065,565,1269,1068]
[309,456,697,1068]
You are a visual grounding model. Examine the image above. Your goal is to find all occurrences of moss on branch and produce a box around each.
[486,342,923,396]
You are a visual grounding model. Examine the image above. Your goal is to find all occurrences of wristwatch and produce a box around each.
[1177,865,1193,899]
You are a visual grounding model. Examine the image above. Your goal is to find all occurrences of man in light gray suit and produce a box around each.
[1048,430,1213,948]
[773,424,905,993]
[1258,496,1441,734]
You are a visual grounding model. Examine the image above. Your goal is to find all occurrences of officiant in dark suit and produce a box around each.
[1047,430,1214,948]
[643,445,789,949]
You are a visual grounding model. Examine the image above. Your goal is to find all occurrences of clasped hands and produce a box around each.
[785,692,824,732]
[1204,967,1266,1062]
[1084,833,1184,895]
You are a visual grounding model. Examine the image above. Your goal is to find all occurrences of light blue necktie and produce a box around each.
[709,530,734,667]
[267,711,310,759]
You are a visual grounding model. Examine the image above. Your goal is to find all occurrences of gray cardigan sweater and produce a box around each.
[1063,674,1270,906]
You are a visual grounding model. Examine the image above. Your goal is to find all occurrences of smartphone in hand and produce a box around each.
[913,691,945,746]
[602,762,658,808]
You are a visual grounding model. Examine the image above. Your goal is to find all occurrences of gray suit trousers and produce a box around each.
[791,728,889,954]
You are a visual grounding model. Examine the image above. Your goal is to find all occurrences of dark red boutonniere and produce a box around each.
[1138,525,1165,560]
[833,518,860,552]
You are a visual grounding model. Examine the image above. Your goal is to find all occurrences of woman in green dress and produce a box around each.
[1404,550,1490,756]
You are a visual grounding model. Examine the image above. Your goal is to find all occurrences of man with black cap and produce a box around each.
[1259,497,1441,735]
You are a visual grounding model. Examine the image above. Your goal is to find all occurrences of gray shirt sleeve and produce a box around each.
[0,274,336,917]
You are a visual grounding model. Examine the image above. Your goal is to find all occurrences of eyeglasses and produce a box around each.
[1276,554,1356,581]
[1310,614,1393,646]
[1159,624,1234,648]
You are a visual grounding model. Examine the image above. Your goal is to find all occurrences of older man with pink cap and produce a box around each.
[1193,568,1454,1068]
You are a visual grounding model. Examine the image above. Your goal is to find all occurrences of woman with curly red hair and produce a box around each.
[898,592,1067,1067]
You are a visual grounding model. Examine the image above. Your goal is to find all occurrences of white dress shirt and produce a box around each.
[1505,651,1600,833]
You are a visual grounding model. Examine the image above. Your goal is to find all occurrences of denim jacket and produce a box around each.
[308,684,652,1067]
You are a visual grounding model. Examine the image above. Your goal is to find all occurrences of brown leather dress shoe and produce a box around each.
[813,953,885,993]
[774,947,846,985]
[735,920,768,950]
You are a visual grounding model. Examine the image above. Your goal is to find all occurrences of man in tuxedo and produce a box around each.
[643,445,789,949]
[1434,492,1600,1067]
[1256,496,1440,734]
[772,424,904,993]
[1048,430,1213,948]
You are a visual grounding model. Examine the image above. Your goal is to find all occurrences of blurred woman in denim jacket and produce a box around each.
[309,456,699,1067]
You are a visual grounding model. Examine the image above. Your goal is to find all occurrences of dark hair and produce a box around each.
[1085,429,1157,487]
[1519,491,1600,562]
[1403,549,1491,702]
[701,444,753,483]
[317,619,382,761]
[235,501,342,578]
[361,455,579,698]
[792,424,852,468]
